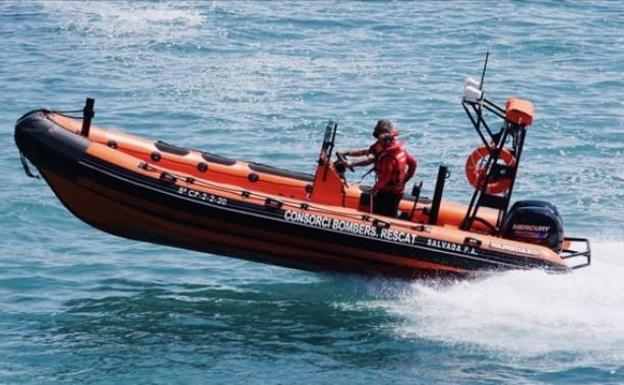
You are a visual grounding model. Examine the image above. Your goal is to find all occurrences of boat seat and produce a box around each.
[248,162,314,182]
[155,140,190,156]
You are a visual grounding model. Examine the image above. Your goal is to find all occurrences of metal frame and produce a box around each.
[459,96,527,233]
[560,237,592,269]
[320,121,338,181]
[457,57,591,269]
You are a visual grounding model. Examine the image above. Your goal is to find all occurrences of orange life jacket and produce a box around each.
[376,141,408,193]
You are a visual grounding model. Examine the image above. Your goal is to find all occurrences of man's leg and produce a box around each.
[373,190,398,217]
[389,192,402,217]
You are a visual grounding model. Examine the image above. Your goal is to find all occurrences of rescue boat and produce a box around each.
[14,69,591,278]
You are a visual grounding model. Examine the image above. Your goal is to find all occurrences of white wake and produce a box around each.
[374,242,624,361]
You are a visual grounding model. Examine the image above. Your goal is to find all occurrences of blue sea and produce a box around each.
[1,1,623,384]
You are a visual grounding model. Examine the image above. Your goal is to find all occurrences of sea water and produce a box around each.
[1,2,623,384]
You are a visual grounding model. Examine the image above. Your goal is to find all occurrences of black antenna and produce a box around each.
[473,51,489,135]
[479,51,489,92]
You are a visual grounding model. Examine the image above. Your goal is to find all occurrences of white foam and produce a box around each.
[41,2,204,36]
[374,242,624,361]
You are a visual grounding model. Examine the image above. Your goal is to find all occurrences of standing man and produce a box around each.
[339,119,417,217]
[371,132,417,217]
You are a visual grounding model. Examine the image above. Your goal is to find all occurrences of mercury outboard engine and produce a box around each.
[501,200,564,253]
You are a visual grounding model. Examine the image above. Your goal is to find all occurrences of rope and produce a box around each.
[138,161,423,231]
[19,152,40,179]
[50,110,84,119]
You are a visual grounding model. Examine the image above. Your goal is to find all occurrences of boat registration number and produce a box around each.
[177,186,227,206]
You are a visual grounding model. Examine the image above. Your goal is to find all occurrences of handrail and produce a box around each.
[560,237,592,269]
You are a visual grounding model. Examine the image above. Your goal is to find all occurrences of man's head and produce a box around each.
[370,132,396,154]
[373,119,395,138]
[378,132,396,148]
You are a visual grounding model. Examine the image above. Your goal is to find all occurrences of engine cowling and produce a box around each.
[502,200,564,253]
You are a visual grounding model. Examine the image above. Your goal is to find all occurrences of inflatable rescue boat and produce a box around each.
[14,70,591,278]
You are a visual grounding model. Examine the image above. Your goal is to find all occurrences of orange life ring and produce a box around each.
[465,146,516,195]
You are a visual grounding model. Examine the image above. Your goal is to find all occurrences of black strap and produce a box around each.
[358,166,376,183]
[362,166,375,178]
[19,153,40,179]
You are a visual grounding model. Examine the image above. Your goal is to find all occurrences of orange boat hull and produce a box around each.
[15,110,572,278]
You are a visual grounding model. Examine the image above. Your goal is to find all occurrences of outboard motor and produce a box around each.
[502,200,564,253]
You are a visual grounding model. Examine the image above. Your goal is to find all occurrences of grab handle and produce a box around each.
[81,98,95,137]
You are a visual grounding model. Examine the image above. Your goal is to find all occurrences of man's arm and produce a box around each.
[405,151,417,182]
[350,156,375,168]
[341,148,369,157]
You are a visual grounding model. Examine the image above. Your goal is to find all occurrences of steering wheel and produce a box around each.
[336,152,355,172]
